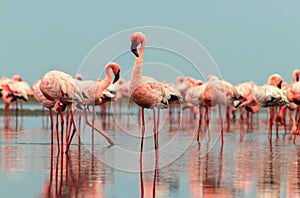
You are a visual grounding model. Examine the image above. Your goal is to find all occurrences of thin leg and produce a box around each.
[218,105,224,145]
[84,108,114,145]
[65,110,70,147]
[153,109,158,150]
[140,108,145,155]
[59,109,64,154]
[49,108,54,145]
[56,112,60,150]
[197,106,203,142]
[65,111,77,154]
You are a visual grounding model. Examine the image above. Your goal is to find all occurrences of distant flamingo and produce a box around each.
[234,81,260,125]
[184,80,210,141]
[202,75,241,144]
[129,32,180,153]
[254,83,289,138]
[266,73,285,137]
[287,70,300,137]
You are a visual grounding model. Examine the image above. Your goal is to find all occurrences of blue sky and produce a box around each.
[0,1,299,85]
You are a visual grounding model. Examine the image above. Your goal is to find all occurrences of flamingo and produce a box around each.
[73,63,120,147]
[0,76,32,117]
[234,82,261,122]
[254,84,289,138]
[129,32,180,152]
[265,73,285,137]
[202,75,241,144]
[32,80,58,146]
[184,80,211,141]
[39,65,118,153]
[287,70,300,137]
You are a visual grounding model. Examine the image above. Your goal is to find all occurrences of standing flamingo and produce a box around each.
[254,84,289,138]
[202,75,241,144]
[72,62,120,150]
[287,70,300,138]
[129,32,180,153]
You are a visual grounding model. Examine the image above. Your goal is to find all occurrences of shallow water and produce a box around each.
[1,106,300,198]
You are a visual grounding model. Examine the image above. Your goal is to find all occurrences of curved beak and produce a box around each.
[130,40,139,57]
[113,71,120,84]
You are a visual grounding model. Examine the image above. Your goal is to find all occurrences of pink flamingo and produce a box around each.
[287,70,300,138]
[202,75,240,144]
[32,80,58,146]
[184,80,211,141]
[234,82,260,121]
[254,83,288,138]
[266,73,285,137]
[40,66,118,153]
[74,63,120,145]
[129,32,180,152]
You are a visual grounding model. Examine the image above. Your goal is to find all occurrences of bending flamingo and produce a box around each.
[32,80,58,146]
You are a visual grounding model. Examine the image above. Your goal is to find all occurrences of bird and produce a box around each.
[32,80,58,146]
[234,81,261,119]
[39,66,118,153]
[202,75,241,144]
[287,69,300,136]
[254,83,289,138]
[129,32,180,153]
[73,63,121,145]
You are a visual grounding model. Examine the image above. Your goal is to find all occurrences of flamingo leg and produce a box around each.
[197,105,203,142]
[65,111,77,154]
[56,111,60,150]
[84,108,114,145]
[218,105,224,145]
[65,110,70,147]
[15,100,19,131]
[153,109,159,150]
[59,108,64,154]
[268,107,274,139]
[49,108,54,145]
[205,107,210,141]
[290,109,297,134]
[226,106,230,131]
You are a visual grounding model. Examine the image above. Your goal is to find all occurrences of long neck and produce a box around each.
[130,57,144,94]
[96,66,112,99]
[130,40,146,94]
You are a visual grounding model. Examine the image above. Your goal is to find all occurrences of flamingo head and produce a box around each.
[75,73,83,80]
[268,74,283,89]
[107,62,121,84]
[12,74,22,82]
[130,32,146,57]
[293,69,300,82]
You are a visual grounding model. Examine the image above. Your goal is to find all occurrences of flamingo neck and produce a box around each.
[130,57,144,94]
[130,38,146,94]
[96,66,112,99]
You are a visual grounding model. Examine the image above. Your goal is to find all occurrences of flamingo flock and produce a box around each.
[0,32,300,154]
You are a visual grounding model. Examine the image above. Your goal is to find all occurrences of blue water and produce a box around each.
[0,105,300,197]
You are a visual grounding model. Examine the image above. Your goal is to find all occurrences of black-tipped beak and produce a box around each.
[130,40,139,57]
[278,81,282,89]
[113,71,120,84]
